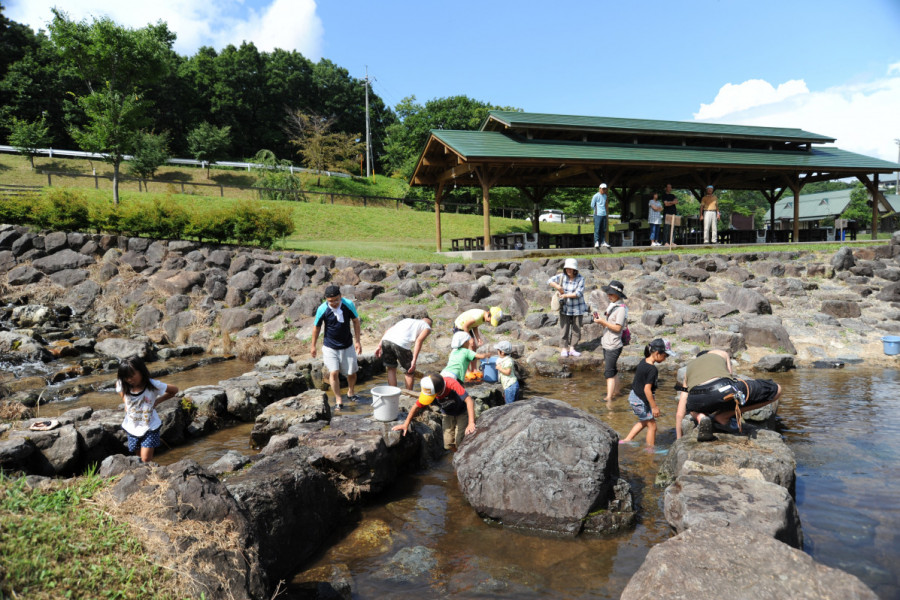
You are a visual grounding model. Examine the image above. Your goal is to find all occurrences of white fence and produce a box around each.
[0,145,351,178]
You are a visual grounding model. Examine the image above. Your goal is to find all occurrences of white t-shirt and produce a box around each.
[117,378,166,436]
[382,319,431,350]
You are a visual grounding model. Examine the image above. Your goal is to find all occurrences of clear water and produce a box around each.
[31,359,900,598]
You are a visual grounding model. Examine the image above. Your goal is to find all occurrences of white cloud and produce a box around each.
[693,66,900,162]
[5,0,323,58]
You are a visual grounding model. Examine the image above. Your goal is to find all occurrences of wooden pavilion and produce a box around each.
[409,111,900,251]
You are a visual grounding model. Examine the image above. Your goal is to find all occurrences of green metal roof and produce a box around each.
[429,130,899,172]
[485,110,836,143]
[773,189,853,221]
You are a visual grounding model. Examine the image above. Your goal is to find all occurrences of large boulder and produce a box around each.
[31,249,94,274]
[98,457,269,600]
[94,337,154,360]
[740,316,796,354]
[453,397,634,536]
[720,286,772,314]
[656,429,796,493]
[664,461,803,548]
[621,525,877,600]
[8,423,81,475]
[226,447,347,585]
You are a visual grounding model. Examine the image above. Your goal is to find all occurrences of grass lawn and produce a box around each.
[0,153,888,263]
[0,470,181,599]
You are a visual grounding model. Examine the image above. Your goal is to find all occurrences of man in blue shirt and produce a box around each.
[591,183,610,248]
[310,285,363,410]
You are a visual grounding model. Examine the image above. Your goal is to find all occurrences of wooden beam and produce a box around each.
[539,165,586,184]
[434,162,477,185]
[435,181,444,252]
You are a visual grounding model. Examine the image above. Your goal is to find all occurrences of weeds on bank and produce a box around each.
[0,468,180,599]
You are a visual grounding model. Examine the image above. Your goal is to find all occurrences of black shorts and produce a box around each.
[381,340,413,371]
[603,347,623,379]
[686,377,779,414]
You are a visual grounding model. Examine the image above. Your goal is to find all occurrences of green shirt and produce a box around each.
[443,348,476,381]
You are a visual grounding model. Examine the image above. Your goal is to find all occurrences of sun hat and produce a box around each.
[420,375,437,396]
[649,338,676,357]
[324,285,341,298]
[417,391,435,406]
[451,331,471,349]
[489,306,503,326]
[563,258,579,271]
[706,185,714,191]
[600,183,608,189]
[496,340,512,354]
[601,280,627,299]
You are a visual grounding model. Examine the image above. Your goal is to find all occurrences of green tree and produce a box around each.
[128,131,169,188]
[186,122,231,178]
[842,182,872,228]
[285,110,362,185]
[8,115,51,168]
[50,10,174,204]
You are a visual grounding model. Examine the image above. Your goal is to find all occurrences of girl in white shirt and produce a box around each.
[116,356,178,462]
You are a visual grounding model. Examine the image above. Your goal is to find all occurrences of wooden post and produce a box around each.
[792,185,800,243]
[481,177,491,250]
[435,182,444,252]
[871,174,879,240]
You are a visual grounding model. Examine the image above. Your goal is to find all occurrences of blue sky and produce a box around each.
[8,0,900,161]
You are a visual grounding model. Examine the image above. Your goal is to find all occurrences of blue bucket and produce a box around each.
[882,336,900,355]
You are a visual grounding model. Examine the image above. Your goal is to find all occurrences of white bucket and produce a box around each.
[371,385,401,422]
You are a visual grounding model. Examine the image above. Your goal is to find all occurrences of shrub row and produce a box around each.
[0,189,295,248]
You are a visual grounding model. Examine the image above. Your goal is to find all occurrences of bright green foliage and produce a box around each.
[51,10,174,205]
[251,149,304,201]
[183,206,234,244]
[842,182,872,227]
[186,122,231,178]
[33,188,91,231]
[7,115,51,168]
[129,131,170,184]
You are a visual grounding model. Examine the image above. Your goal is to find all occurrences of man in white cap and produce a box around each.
[591,183,610,248]
[700,185,720,244]
[393,372,476,451]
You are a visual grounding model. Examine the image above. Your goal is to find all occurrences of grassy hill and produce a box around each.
[0,153,583,263]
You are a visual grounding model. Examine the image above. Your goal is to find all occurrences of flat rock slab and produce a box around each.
[453,397,634,536]
[656,428,796,493]
[250,389,330,447]
[621,524,878,600]
[664,463,803,548]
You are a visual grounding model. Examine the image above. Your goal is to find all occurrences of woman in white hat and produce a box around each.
[594,279,628,403]
[548,258,587,357]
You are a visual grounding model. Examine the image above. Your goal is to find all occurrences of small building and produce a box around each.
[772,189,852,230]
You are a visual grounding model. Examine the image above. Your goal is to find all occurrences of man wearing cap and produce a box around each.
[675,349,783,441]
[662,183,679,247]
[310,285,362,410]
[591,183,610,248]
[700,185,720,244]
[453,306,502,349]
[393,372,476,451]
[375,317,433,390]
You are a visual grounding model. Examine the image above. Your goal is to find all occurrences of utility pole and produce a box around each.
[363,67,373,178]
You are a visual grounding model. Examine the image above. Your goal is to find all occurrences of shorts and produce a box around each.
[603,347,623,379]
[126,428,161,453]
[628,390,654,421]
[323,345,359,375]
[381,340,413,371]
[685,377,780,414]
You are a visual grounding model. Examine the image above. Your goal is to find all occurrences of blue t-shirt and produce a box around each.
[591,192,607,217]
[314,298,359,349]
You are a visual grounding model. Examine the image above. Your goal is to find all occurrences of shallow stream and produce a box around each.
[34,360,900,598]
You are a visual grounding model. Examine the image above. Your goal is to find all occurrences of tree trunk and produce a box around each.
[113,160,120,205]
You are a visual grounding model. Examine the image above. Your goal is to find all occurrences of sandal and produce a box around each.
[346,394,361,403]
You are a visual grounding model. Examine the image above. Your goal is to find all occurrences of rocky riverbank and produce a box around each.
[2,223,897,598]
